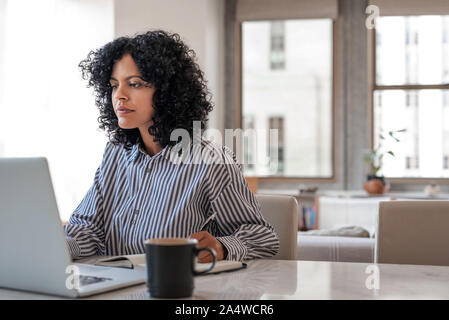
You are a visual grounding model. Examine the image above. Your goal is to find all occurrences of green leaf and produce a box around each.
[395,128,407,133]
[389,132,400,142]
[387,151,395,157]
[379,134,385,140]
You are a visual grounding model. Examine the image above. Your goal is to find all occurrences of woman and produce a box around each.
[65,30,279,262]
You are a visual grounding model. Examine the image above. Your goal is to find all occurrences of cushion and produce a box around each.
[297,234,375,263]
[299,225,371,238]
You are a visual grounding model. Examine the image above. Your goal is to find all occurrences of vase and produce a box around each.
[363,175,389,195]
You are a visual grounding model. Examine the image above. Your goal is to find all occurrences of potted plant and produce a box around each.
[363,129,406,194]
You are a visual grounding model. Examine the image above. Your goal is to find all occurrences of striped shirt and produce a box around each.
[65,139,279,261]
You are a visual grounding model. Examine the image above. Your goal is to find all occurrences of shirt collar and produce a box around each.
[128,138,172,163]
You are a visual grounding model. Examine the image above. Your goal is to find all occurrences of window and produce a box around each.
[0,0,113,221]
[243,115,256,171]
[241,19,334,178]
[268,116,284,173]
[373,15,449,178]
[269,21,285,70]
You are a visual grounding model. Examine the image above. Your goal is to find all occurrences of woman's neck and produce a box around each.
[139,127,163,157]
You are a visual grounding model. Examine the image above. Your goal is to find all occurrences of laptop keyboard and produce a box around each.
[79,275,113,287]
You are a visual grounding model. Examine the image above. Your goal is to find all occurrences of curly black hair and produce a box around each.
[79,30,214,149]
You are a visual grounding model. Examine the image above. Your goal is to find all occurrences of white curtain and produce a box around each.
[0,0,113,221]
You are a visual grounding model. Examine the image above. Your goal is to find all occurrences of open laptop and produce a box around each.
[0,157,146,298]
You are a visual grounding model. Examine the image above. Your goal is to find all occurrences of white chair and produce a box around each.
[376,200,449,266]
[256,194,299,260]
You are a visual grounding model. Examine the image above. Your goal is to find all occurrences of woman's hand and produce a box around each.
[189,231,227,262]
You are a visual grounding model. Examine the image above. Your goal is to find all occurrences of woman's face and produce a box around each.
[110,53,156,130]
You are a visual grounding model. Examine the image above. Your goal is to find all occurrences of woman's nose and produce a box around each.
[114,85,128,101]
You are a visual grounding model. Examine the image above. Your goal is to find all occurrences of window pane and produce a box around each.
[374,89,449,178]
[242,19,333,177]
[376,16,449,85]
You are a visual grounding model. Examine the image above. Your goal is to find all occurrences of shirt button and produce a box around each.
[131,209,139,225]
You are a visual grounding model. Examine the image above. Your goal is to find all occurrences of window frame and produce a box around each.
[237,20,338,182]
[369,17,449,184]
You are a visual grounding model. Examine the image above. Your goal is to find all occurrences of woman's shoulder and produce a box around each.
[199,139,248,200]
[103,141,124,156]
[100,141,136,165]
[198,139,240,168]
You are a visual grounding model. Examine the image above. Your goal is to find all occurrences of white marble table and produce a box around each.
[1,260,448,300]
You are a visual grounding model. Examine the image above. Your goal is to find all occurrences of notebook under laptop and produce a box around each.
[0,157,146,298]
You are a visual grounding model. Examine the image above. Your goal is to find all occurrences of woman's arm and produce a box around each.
[202,145,280,262]
[65,165,105,259]
[210,181,280,261]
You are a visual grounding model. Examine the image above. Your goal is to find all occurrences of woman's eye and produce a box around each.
[109,82,148,90]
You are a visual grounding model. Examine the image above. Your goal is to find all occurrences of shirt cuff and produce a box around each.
[66,237,81,260]
[216,236,248,262]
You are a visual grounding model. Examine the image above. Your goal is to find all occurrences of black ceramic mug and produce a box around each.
[144,238,217,298]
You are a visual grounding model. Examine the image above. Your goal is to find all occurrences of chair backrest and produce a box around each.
[256,194,299,260]
[244,176,258,194]
[376,200,449,266]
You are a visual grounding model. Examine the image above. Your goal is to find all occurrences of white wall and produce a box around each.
[0,0,7,156]
[0,0,114,221]
[114,0,225,134]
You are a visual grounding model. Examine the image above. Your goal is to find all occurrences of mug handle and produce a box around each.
[193,247,217,275]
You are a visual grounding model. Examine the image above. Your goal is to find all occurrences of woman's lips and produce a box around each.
[117,107,134,115]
